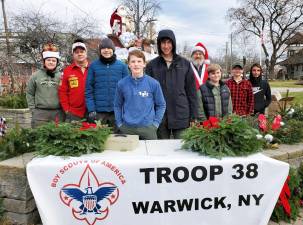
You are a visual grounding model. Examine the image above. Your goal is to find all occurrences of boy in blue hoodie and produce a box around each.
[114,50,166,140]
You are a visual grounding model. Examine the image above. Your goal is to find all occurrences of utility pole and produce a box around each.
[1,0,14,92]
[1,0,10,58]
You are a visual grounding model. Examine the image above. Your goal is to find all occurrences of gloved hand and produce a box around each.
[88,111,97,123]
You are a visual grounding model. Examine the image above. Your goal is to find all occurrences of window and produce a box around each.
[289,50,295,56]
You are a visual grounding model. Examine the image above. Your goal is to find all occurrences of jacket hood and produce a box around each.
[157,29,176,56]
[249,74,262,85]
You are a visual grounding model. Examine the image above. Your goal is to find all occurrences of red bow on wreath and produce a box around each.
[80,122,97,130]
[272,115,282,131]
[258,114,267,132]
[278,176,291,217]
[202,117,220,129]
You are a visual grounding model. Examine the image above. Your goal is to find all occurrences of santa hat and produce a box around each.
[191,42,210,64]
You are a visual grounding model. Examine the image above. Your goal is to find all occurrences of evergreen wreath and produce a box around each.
[33,121,112,157]
[181,115,263,158]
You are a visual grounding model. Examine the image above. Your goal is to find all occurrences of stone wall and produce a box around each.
[0,108,31,129]
[263,143,303,168]
[0,153,40,225]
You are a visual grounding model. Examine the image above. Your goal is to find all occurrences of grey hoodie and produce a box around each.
[26,68,61,109]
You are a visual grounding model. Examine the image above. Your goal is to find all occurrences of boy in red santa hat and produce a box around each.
[190,42,210,119]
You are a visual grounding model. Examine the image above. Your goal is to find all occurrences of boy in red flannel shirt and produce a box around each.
[225,63,254,116]
[59,39,89,122]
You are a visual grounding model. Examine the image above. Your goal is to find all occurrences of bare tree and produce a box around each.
[213,46,243,77]
[227,0,303,79]
[0,9,99,93]
[5,9,100,65]
[120,0,161,37]
[10,10,63,66]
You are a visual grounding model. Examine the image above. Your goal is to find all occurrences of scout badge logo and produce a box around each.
[60,164,119,225]
[69,76,79,88]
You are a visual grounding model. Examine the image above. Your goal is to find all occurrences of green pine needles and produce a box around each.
[0,124,35,161]
[0,94,28,109]
[182,115,263,158]
[33,122,112,157]
[0,122,112,160]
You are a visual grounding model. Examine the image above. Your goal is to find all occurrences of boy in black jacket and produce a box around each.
[145,29,198,139]
[249,63,271,114]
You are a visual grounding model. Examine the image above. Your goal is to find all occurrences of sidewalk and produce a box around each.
[271,87,303,93]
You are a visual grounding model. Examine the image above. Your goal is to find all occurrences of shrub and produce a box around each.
[0,94,28,109]
[274,119,303,144]
[286,104,303,121]
[0,124,34,161]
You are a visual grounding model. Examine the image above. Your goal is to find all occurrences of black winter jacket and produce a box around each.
[249,75,272,114]
[200,80,230,119]
[145,29,198,129]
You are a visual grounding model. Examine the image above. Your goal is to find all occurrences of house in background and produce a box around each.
[0,31,37,94]
[279,32,303,79]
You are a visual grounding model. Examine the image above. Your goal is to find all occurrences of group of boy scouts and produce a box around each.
[26,29,272,140]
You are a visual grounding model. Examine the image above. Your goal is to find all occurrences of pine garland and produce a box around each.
[181,116,263,158]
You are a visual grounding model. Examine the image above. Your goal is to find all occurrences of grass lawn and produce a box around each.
[269,80,303,88]
[282,91,303,104]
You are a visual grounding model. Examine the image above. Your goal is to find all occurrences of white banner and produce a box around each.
[27,140,289,225]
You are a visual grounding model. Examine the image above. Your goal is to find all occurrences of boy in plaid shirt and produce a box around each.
[226,64,254,116]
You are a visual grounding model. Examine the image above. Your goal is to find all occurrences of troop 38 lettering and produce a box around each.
[139,163,258,184]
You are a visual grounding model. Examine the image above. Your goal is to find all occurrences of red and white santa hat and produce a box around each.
[191,42,210,64]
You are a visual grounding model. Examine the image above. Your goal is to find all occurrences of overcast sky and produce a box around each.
[2,0,249,57]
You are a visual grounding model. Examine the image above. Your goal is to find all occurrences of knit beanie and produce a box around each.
[99,38,115,52]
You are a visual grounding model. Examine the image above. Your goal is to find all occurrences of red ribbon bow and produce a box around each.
[202,117,220,129]
[258,114,267,132]
[272,115,282,131]
[80,122,97,130]
[278,176,291,217]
